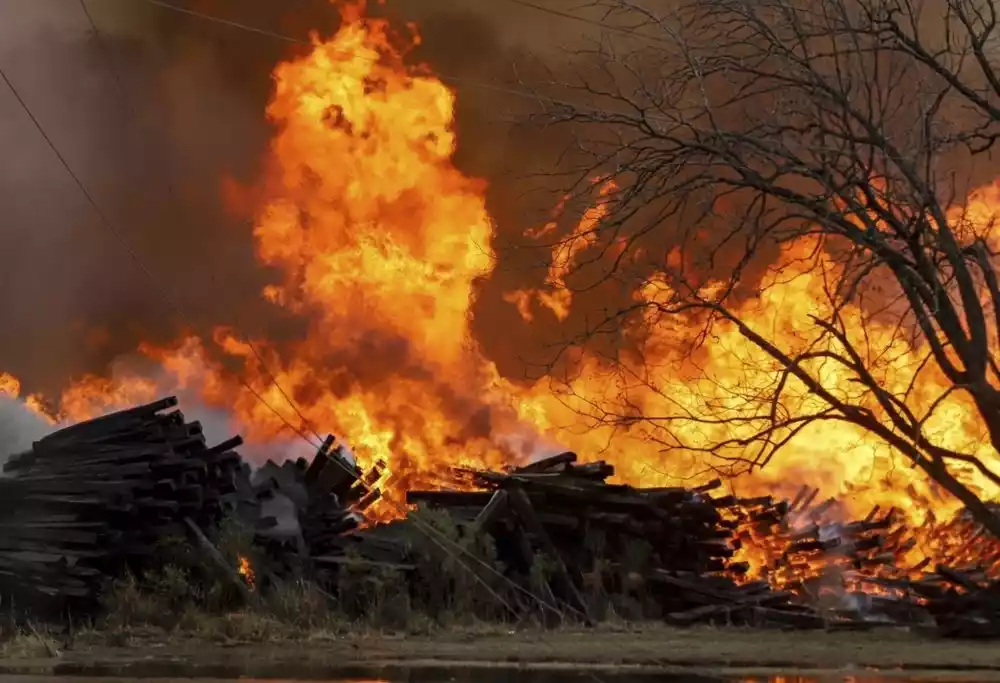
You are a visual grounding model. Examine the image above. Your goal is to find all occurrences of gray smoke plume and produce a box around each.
[0,396,54,469]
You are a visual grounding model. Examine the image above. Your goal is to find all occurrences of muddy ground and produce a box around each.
[3,626,1000,680]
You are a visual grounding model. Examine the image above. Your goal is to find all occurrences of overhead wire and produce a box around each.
[502,0,673,45]
[76,0,325,447]
[141,0,304,45]
[0,58,319,449]
[133,0,675,125]
[54,0,583,625]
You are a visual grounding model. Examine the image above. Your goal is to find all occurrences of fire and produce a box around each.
[5,0,1000,590]
[1,372,54,421]
[505,179,618,322]
[238,555,256,589]
[0,373,19,397]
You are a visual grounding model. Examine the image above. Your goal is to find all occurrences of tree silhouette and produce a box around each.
[528,0,1000,533]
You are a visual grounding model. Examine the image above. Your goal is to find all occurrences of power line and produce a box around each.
[0,67,187,320]
[78,0,130,99]
[141,0,304,45]
[78,0,324,447]
[503,0,672,44]
[141,0,667,47]
[0,57,318,451]
[133,0,671,123]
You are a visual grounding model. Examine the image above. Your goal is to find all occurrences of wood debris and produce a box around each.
[4,398,1000,638]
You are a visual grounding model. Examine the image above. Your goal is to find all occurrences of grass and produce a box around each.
[13,510,1000,677]
[65,504,799,644]
[1,498,676,647]
[0,622,61,660]
[80,507,516,643]
[0,506,935,653]
[73,504,620,645]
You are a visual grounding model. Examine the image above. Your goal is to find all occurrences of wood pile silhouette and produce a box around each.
[0,397,246,613]
[3,397,1000,638]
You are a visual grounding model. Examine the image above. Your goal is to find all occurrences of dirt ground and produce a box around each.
[2,626,1000,680]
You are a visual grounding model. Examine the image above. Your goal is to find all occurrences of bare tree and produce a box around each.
[525,0,1000,534]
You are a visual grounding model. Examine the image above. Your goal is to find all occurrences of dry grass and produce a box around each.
[96,507,545,643]
[0,627,61,660]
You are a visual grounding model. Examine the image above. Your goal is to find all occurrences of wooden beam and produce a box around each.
[507,485,592,625]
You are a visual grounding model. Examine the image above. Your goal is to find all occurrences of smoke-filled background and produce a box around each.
[0,0,611,403]
[6,0,999,464]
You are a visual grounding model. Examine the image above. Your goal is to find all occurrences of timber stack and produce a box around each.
[5,396,1000,638]
[0,397,247,614]
[248,447,1000,634]
[247,438,387,585]
[727,486,916,623]
[396,452,833,627]
[390,457,1000,633]
[248,448,823,627]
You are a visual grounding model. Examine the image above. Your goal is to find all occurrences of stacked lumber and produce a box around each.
[0,397,246,612]
[726,486,1000,633]
[901,567,1000,637]
[400,451,829,626]
[735,491,935,626]
[838,510,1000,637]
[248,438,391,583]
[8,396,1000,637]
[733,487,905,574]
[393,460,1000,632]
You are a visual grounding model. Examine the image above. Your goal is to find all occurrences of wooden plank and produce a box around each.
[471,490,509,532]
[313,446,361,498]
[304,435,336,489]
[514,452,577,474]
[565,461,614,479]
[407,490,494,507]
[507,485,592,624]
[183,517,252,604]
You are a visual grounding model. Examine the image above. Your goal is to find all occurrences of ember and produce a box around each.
[238,555,256,589]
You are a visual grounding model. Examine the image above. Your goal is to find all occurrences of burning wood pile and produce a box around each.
[721,488,1000,635]
[256,447,1000,634]
[311,453,1000,635]
[0,397,247,612]
[403,453,822,627]
[4,396,1000,639]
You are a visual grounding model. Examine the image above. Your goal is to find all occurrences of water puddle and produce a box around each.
[0,671,990,683]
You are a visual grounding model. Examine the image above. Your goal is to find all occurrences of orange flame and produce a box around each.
[238,555,256,589]
[1,372,54,422]
[4,0,1000,587]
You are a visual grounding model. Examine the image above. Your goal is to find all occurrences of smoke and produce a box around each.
[187,395,317,465]
[0,396,53,469]
[0,0,612,399]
